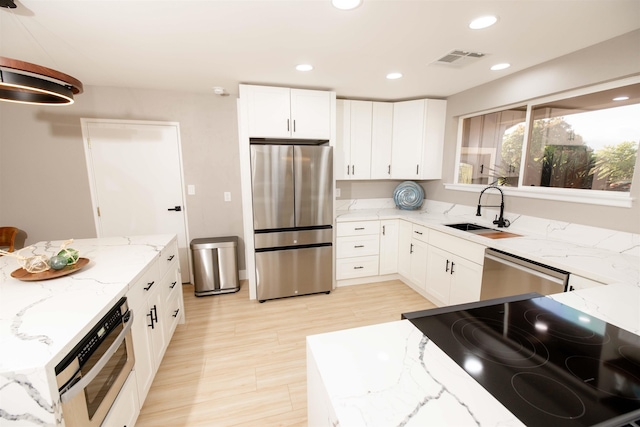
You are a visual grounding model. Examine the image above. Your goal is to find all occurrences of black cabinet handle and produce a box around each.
[147,311,155,329]
[167,206,182,211]
[388,165,390,175]
[293,120,296,132]
[382,225,386,236]
[347,165,350,175]
[144,281,155,291]
[445,260,449,272]
[480,164,484,174]
[416,164,419,175]
[354,245,364,248]
[354,266,364,269]
[354,227,365,230]
[569,285,575,291]
[410,243,414,254]
[414,231,423,235]
[170,281,177,289]
[287,119,290,132]
[172,309,180,318]
[152,305,158,323]
[352,165,355,175]
[167,255,175,261]
[450,262,455,275]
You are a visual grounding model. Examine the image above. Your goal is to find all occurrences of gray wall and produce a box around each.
[339,30,640,234]
[0,86,246,269]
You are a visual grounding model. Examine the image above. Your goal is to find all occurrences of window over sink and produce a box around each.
[451,78,640,207]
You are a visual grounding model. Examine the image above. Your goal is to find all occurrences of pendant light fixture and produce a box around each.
[0,1,83,106]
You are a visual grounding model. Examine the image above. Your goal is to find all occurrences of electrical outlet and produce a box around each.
[187,185,196,195]
[335,188,341,198]
[224,192,231,202]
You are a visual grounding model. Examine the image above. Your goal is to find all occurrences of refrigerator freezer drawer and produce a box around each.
[254,228,332,250]
[256,245,332,302]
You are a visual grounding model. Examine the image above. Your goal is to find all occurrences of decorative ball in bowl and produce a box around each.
[393,181,424,210]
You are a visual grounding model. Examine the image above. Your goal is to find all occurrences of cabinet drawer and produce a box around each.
[336,235,380,258]
[159,240,179,277]
[429,230,485,265]
[337,221,380,237]
[127,262,160,310]
[163,288,183,340]
[162,266,181,301]
[411,224,429,243]
[336,256,379,280]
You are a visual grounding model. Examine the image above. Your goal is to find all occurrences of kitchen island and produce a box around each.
[0,235,182,426]
[307,283,640,426]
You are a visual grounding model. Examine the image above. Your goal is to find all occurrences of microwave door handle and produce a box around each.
[60,312,134,404]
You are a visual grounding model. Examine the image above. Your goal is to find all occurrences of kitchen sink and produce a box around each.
[445,223,493,232]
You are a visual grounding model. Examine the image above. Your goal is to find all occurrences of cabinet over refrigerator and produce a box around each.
[250,142,333,302]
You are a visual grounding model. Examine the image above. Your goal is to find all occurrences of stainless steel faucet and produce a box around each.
[476,185,510,228]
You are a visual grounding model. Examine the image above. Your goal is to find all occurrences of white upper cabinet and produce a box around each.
[336,100,394,180]
[391,99,447,180]
[370,102,394,179]
[244,85,331,139]
[336,100,372,180]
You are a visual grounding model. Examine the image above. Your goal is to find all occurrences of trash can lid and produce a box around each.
[190,236,238,249]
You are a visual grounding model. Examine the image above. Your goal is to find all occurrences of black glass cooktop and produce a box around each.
[405,294,640,427]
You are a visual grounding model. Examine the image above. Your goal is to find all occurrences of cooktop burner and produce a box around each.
[405,294,640,427]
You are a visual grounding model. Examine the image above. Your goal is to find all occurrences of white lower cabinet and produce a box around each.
[102,372,140,427]
[397,221,430,291]
[336,220,380,280]
[126,239,184,412]
[425,230,485,306]
[379,219,399,275]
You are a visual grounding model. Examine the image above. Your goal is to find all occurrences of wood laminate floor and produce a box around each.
[136,280,437,427]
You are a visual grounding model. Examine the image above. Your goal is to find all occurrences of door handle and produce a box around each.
[168,206,182,212]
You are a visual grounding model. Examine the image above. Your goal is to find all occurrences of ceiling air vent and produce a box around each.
[432,50,485,67]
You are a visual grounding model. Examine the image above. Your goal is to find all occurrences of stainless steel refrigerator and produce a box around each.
[250,143,333,302]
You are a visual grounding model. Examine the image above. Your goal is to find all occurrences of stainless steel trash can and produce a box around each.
[190,236,240,297]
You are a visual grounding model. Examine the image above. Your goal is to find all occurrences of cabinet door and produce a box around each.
[103,372,139,427]
[391,100,424,179]
[370,102,394,179]
[131,299,155,403]
[335,100,351,180]
[448,258,482,305]
[409,239,429,290]
[290,89,331,139]
[425,245,451,305]
[349,100,372,179]
[418,99,447,180]
[246,86,291,138]
[397,220,412,278]
[148,287,168,363]
[379,219,399,275]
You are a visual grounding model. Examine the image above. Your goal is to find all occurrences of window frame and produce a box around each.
[446,76,640,208]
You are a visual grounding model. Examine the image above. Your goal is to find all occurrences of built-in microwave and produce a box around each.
[55,297,135,427]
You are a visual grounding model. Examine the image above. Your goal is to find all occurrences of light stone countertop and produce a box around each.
[307,198,640,426]
[335,199,640,287]
[0,234,176,426]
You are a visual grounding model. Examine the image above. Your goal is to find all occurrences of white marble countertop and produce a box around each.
[0,234,176,426]
[335,200,640,287]
[307,283,640,427]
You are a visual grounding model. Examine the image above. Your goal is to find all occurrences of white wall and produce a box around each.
[0,86,247,269]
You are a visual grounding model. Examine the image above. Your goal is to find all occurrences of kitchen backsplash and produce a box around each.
[336,198,640,258]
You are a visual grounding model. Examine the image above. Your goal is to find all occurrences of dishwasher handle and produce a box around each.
[485,252,567,286]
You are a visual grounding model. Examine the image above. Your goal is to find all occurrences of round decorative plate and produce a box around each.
[393,181,424,210]
[11,258,89,281]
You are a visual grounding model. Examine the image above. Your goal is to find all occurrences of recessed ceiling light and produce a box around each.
[469,15,498,30]
[296,64,313,72]
[490,63,510,71]
[332,0,362,11]
[386,72,402,80]
[613,96,630,101]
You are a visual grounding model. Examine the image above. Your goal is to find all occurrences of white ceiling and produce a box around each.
[1,0,639,101]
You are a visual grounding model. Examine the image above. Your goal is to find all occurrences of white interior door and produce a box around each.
[81,119,190,282]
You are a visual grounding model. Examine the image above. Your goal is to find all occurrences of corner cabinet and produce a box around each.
[391,99,447,180]
[425,230,485,306]
[243,85,331,140]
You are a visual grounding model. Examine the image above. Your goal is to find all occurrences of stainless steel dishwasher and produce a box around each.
[480,248,570,300]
